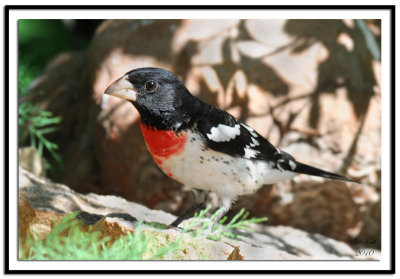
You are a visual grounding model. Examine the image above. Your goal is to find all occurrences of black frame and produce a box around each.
[4,4,395,275]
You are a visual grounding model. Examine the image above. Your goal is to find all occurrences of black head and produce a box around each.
[104,67,200,130]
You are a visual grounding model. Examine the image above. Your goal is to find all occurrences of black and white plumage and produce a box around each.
[104,67,357,229]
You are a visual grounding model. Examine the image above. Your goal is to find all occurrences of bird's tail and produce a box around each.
[293,162,358,183]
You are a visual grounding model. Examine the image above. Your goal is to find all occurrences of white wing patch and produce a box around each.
[276,159,285,171]
[289,160,297,170]
[244,148,260,159]
[249,137,259,147]
[240,123,258,138]
[206,124,241,142]
[236,123,261,159]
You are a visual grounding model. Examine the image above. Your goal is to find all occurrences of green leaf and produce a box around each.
[18,99,63,168]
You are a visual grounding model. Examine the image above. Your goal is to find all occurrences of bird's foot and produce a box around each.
[166,223,183,232]
[199,224,214,237]
[194,221,224,240]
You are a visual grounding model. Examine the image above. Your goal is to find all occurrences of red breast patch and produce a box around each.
[140,123,187,159]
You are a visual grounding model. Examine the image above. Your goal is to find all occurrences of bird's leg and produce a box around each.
[201,196,232,237]
[170,189,208,227]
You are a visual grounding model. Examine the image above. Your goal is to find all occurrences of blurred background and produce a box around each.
[18,19,381,249]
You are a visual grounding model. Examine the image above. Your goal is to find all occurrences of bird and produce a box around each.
[104,67,357,231]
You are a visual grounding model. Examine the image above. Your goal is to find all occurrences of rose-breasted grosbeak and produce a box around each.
[105,67,357,229]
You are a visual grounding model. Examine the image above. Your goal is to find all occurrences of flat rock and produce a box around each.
[19,167,380,260]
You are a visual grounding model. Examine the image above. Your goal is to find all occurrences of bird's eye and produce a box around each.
[145,80,158,92]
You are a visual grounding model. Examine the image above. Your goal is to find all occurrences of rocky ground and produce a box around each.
[22,19,381,250]
[19,167,380,260]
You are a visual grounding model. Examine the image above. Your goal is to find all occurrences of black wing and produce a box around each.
[195,104,282,161]
[194,103,356,182]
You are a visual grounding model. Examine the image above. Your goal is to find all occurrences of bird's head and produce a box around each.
[104,67,198,130]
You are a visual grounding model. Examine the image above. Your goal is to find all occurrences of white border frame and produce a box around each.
[5,5,394,273]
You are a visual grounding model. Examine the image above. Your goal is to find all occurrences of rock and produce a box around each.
[18,194,36,241]
[24,19,381,247]
[19,166,177,224]
[18,147,46,177]
[19,194,64,243]
[275,181,361,241]
[23,51,99,193]
[356,198,381,249]
[19,167,380,260]
[234,224,357,260]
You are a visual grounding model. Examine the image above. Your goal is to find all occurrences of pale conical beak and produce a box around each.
[104,75,137,102]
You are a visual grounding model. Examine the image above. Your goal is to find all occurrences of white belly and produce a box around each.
[156,131,295,200]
